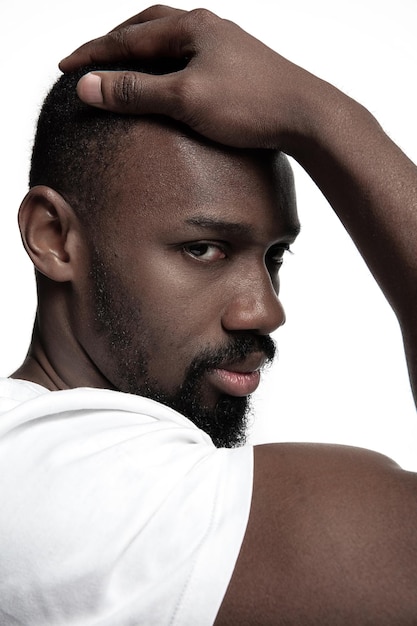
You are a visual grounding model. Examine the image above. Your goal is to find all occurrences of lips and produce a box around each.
[207,352,266,397]
[209,368,261,396]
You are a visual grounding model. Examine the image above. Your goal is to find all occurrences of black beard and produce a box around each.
[136,335,276,448]
[90,252,276,448]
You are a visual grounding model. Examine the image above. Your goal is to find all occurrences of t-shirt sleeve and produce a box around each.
[0,388,253,625]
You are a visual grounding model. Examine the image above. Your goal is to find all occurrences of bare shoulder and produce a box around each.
[215,443,417,625]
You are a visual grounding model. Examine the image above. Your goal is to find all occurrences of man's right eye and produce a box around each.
[183,242,227,263]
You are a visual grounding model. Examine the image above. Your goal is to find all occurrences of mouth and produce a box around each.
[209,368,261,396]
[207,352,266,397]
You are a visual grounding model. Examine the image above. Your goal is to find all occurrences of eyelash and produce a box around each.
[267,243,293,267]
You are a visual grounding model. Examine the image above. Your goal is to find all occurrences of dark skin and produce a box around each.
[13,5,417,624]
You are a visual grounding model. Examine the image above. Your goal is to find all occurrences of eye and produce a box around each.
[183,242,227,262]
[267,243,292,268]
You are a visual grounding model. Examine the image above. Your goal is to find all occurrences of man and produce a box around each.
[1,5,416,624]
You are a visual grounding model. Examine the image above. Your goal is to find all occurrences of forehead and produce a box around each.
[104,120,299,239]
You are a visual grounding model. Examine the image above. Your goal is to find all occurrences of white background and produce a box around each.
[1,0,416,469]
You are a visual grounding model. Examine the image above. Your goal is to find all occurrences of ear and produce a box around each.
[18,185,83,282]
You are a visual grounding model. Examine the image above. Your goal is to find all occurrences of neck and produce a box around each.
[12,319,69,390]
[12,308,115,393]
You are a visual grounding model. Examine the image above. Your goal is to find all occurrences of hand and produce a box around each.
[59,5,328,151]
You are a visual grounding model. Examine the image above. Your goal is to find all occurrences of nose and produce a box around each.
[221,270,286,336]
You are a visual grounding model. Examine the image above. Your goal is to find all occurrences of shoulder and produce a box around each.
[0,384,255,625]
[216,443,417,625]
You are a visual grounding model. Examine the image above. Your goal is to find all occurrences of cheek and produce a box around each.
[134,263,226,377]
[139,290,210,360]
[137,255,225,336]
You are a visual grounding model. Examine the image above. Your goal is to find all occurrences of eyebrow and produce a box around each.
[184,216,255,237]
[184,216,301,240]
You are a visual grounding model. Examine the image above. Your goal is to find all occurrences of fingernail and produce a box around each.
[77,73,103,105]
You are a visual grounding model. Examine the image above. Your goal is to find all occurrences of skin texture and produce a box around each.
[13,4,417,623]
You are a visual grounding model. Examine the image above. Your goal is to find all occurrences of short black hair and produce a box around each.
[30,60,186,224]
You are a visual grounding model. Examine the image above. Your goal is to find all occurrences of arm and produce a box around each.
[216,443,417,624]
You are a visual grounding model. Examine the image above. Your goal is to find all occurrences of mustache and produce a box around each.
[187,334,276,378]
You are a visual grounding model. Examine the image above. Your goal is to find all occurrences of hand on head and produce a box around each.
[59,5,322,151]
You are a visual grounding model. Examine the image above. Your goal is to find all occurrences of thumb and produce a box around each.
[76,70,183,117]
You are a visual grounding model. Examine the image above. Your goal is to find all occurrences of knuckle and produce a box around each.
[112,72,143,108]
[187,8,217,24]
[137,4,181,23]
[107,27,136,58]
[107,29,129,56]
[147,4,169,12]
[171,73,195,105]
[181,8,218,34]
[167,74,189,117]
[139,4,170,20]
[178,9,221,54]
[170,74,205,126]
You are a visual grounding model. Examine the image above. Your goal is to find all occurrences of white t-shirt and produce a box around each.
[0,378,253,625]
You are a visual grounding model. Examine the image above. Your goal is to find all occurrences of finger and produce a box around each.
[109,5,187,32]
[59,15,190,73]
[76,70,187,119]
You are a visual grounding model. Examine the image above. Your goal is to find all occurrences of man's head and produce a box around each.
[20,64,299,447]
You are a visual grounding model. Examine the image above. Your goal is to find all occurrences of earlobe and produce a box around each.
[18,185,80,282]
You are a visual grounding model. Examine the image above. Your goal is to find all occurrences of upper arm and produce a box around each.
[215,443,417,625]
